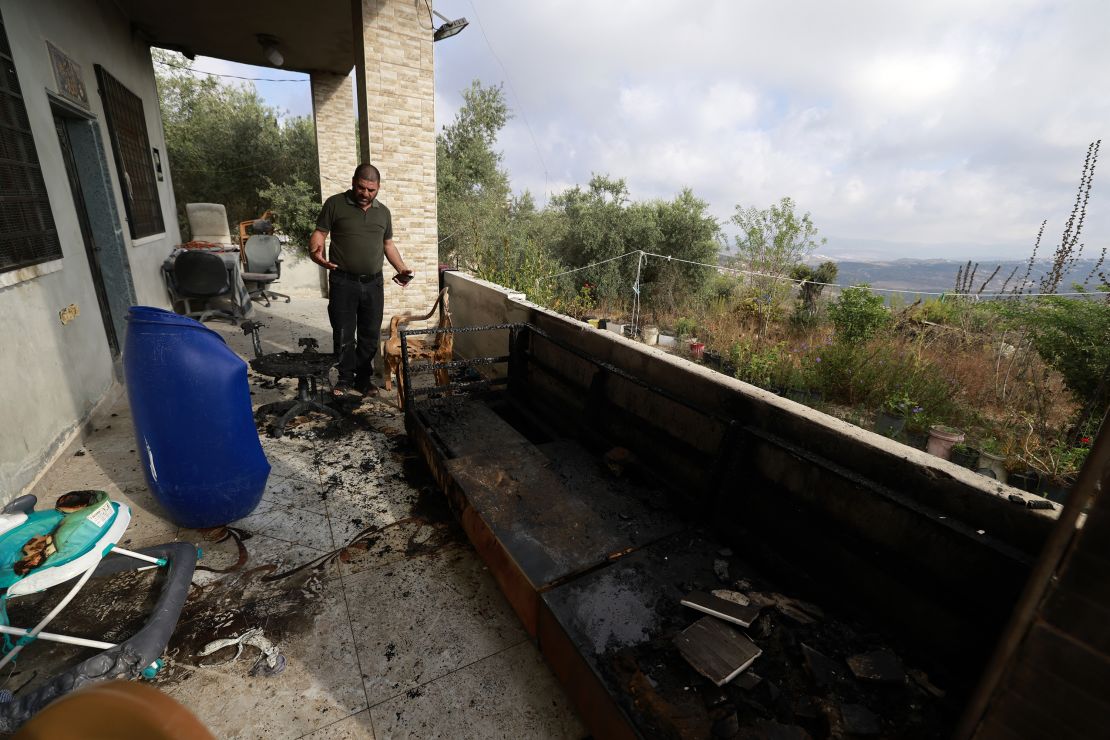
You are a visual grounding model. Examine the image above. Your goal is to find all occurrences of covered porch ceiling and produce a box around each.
[118,0,355,75]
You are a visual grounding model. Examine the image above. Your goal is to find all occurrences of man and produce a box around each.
[310,163,413,397]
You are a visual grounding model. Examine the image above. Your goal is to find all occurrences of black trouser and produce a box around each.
[328,270,384,386]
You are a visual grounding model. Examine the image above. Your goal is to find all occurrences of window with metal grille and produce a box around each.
[95,64,163,239]
[0,11,63,274]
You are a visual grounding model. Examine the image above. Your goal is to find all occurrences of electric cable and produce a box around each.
[154,59,308,83]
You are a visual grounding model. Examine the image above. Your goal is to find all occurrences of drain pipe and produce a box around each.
[954,407,1109,738]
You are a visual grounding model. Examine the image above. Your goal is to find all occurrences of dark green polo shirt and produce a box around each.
[315,191,393,275]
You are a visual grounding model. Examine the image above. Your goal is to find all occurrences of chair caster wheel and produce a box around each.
[141,658,164,680]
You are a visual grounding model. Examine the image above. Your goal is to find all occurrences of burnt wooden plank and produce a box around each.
[422,400,532,459]
[445,442,683,591]
[537,440,678,519]
[541,532,755,735]
[680,590,762,628]
[846,649,906,684]
[537,601,638,740]
[675,616,761,686]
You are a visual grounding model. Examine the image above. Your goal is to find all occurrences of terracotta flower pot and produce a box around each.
[926,425,965,460]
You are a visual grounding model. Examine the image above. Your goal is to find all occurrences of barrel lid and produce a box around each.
[126,306,225,342]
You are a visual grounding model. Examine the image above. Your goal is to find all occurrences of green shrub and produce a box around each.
[701,273,739,302]
[728,339,796,390]
[674,316,698,337]
[1015,296,1110,408]
[828,285,891,342]
[919,297,960,325]
[917,297,996,333]
[806,338,959,424]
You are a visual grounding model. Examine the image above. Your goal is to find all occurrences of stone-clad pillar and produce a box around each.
[310,71,358,201]
[310,71,358,297]
[353,0,439,320]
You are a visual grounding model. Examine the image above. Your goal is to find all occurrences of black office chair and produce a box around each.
[171,251,236,324]
[242,234,290,307]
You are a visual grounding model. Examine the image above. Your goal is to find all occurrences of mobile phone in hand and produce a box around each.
[393,271,414,285]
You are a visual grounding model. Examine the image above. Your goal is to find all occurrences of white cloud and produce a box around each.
[175,1,1105,260]
[430,0,1108,259]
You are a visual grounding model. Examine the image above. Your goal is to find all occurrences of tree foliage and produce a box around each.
[152,50,319,242]
[546,176,722,317]
[731,196,825,332]
[257,179,319,251]
[437,80,512,265]
[436,81,721,316]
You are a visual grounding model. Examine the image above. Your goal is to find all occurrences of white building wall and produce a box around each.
[0,0,180,496]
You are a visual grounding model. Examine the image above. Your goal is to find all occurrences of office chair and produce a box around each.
[241,235,290,307]
[184,203,233,246]
[171,251,236,323]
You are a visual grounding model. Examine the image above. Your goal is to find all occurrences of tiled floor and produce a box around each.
[21,299,585,739]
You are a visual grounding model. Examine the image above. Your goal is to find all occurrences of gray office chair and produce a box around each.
[171,250,237,323]
[242,234,290,306]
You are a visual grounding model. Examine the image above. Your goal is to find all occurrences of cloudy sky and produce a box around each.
[185,0,1106,261]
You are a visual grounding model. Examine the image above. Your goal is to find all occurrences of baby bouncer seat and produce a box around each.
[0,490,196,732]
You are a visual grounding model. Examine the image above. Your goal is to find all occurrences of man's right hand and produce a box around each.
[312,253,338,270]
[309,229,337,269]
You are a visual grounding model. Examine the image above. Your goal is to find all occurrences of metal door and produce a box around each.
[54,113,119,356]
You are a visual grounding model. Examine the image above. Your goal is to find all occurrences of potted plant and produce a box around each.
[875,393,912,437]
[949,442,979,469]
[926,424,965,460]
[976,436,1008,484]
[1007,469,1040,493]
[1031,440,1089,504]
[904,405,931,450]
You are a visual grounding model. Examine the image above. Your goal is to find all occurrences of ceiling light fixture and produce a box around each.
[256,34,284,67]
[431,10,468,42]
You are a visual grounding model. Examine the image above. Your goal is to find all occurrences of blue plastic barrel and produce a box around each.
[123,306,269,528]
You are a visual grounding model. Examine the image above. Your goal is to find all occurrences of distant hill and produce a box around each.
[805,257,1105,299]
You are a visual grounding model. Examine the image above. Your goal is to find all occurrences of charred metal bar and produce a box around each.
[407,356,510,375]
[399,322,520,337]
[411,393,478,410]
[508,325,526,398]
[400,332,414,408]
[410,376,507,397]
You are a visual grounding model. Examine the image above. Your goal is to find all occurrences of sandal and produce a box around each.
[332,384,361,399]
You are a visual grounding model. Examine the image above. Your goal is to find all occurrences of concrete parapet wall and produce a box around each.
[444,270,1053,669]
